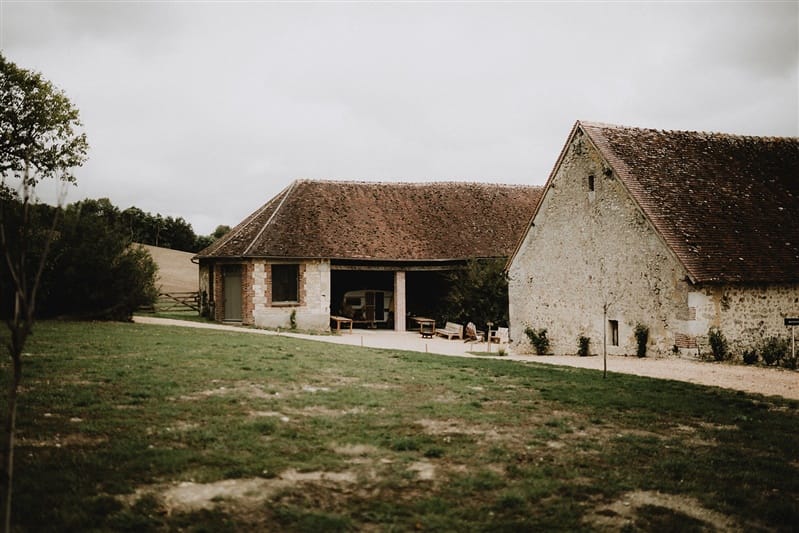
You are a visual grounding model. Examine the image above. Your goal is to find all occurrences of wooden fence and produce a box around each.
[141,291,200,313]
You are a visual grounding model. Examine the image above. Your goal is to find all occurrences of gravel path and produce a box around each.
[526,354,798,401]
[134,317,798,401]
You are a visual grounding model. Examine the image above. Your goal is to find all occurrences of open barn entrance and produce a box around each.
[405,270,451,323]
[331,270,394,328]
[330,268,455,330]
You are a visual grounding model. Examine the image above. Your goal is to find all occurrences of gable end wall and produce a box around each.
[509,130,691,355]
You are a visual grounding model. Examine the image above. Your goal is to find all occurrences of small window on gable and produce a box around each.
[609,320,619,346]
[588,175,595,192]
[272,264,299,303]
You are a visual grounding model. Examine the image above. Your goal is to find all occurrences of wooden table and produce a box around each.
[411,316,436,338]
[330,315,354,333]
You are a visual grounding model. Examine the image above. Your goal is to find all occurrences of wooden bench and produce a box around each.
[330,315,354,333]
[436,321,463,340]
[489,327,509,344]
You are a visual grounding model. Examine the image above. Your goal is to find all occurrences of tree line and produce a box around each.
[96,199,229,253]
[1,192,231,320]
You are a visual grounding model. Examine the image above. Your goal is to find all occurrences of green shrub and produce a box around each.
[708,328,729,361]
[289,309,297,330]
[634,323,649,358]
[761,337,789,366]
[742,349,758,365]
[578,336,590,357]
[524,327,550,355]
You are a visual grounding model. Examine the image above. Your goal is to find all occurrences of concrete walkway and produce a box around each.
[132,316,798,400]
[133,315,511,359]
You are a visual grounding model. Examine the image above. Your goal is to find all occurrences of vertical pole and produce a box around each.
[792,325,795,361]
[603,303,607,379]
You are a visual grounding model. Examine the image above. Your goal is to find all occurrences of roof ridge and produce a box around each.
[242,180,298,256]
[579,120,799,142]
[283,178,540,188]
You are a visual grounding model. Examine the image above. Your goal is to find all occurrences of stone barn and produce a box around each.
[508,121,799,356]
[196,179,541,331]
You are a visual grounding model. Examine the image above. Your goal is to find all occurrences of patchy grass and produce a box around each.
[2,321,798,531]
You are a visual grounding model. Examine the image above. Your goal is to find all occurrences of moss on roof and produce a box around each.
[198,180,542,261]
[580,121,799,283]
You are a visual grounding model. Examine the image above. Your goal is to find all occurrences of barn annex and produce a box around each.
[508,121,799,356]
[196,179,541,331]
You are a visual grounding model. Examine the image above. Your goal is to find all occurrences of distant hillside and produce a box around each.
[140,244,198,293]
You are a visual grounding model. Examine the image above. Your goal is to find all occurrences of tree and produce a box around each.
[212,224,231,240]
[441,258,509,330]
[0,53,88,531]
[35,200,158,320]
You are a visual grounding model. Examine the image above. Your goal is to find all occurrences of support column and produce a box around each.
[394,271,406,332]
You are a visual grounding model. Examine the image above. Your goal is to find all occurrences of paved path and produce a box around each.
[133,316,798,401]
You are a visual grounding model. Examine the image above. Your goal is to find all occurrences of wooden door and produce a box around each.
[223,266,242,321]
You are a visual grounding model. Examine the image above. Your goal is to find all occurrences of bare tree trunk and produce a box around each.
[0,174,62,532]
[2,319,23,533]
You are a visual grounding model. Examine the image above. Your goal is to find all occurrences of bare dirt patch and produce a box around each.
[290,405,364,417]
[416,418,505,441]
[333,443,379,456]
[408,460,436,481]
[129,468,363,514]
[584,490,741,531]
[18,433,108,448]
[179,381,276,401]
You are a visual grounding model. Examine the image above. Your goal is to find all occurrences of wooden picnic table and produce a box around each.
[410,316,436,338]
[330,315,354,333]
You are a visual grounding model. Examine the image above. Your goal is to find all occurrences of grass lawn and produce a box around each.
[2,321,798,531]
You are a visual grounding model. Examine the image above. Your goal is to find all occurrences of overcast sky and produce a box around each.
[1,1,797,235]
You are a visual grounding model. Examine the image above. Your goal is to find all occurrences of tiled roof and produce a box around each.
[198,180,542,261]
[579,121,799,283]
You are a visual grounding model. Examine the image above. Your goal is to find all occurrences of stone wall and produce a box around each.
[509,129,692,356]
[200,258,332,330]
[509,129,799,356]
[251,259,331,331]
[685,283,799,353]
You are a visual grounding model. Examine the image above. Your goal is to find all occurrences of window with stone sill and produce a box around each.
[272,264,299,304]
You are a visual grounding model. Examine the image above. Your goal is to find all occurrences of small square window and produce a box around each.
[588,175,595,192]
[272,264,299,303]
[609,320,619,346]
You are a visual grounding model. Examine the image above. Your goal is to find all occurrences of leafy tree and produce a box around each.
[196,224,230,252]
[121,204,218,253]
[36,199,158,320]
[161,216,196,251]
[212,224,231,240]
[440,258,509,329]
[0,53,88,531]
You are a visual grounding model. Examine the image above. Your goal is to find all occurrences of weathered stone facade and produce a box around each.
[686,284,799,353]
[509,129,799,356]
[198,259,331,330]
[250,259,331,331]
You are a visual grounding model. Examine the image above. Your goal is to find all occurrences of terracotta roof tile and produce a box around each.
[580,121,799,283]
[198,180,542,261]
